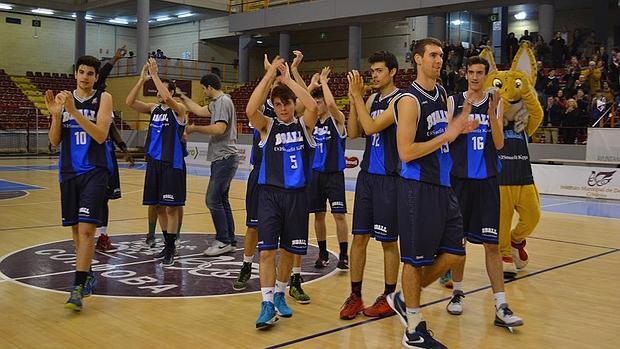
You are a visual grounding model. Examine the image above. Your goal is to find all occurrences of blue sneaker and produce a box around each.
[386,291,408,327]
[65,285,84,311]
[256,301,278,329]
[274,292,293,317]
[402,321,447,348]
[82,272,97,298]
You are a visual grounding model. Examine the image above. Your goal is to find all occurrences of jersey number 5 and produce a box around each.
[290,155,298,169]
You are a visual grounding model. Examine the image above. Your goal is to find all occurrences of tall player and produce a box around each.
[245,58,318,329]
[444,56,524,329]
[126,58,187,266]
[308,66,349,271]
[45,55,113,311]
[385,38,478,348]
[339,51,402,320]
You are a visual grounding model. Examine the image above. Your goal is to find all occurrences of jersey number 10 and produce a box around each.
[74,131,87,145]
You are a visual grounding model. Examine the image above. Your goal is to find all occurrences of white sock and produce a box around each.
[261,287,274,303]
[405,307,422,332]
[98,226,108,237]
[494,292,506,309]
[452,281,463,292]
[292,267,301,275]
[275,280,288,294]
[243,255,253,263]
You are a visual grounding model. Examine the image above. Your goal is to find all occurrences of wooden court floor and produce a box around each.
[0,157,618,349]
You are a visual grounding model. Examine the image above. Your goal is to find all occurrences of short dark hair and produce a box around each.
[271,84,295,104]
[160,78,176,96]
[413,38,443,60]
[200,73,222,90]
[310,88,324,99]
[465,56,490,74]
[75,55,101,74]
[368,51,398,72]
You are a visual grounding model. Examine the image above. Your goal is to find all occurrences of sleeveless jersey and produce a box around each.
[360,88,401,176]
[59,89,112,182]
[497,122,534,185]
[312,116,346,172]
[450,92,502,179]
[145,104,186,170]
[258,117,316,189]
[250,100,277,167]
[395,82,452,187]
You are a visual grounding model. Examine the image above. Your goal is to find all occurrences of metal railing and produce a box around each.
[228,0,314,13]
[108,57,239,83]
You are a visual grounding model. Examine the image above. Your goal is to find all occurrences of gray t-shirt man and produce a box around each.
[207,93,237,161]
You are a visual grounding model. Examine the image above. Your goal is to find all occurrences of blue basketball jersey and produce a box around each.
[450,92,502,179]
[360,88,401,176]
[250,100,277,167]
[258,117,316,189]
[395,82,452,187]
[59,89,113,182]
[145,105,186,170]
[312,116,346,172]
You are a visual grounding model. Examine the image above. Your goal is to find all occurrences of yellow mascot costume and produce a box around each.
[480,43,543,279]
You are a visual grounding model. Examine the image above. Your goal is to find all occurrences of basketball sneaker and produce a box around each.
[402,321,448,349]
[339,293,365,320]
[145,233,156,248]
[502,256,517,279]
[446,290,465,315]
[233,262,253,291]
[65,285,84,311]
[363,294,395,318]
[511,240,529,269]
[161,247,175,266]
[274,292,293,318]
[82,272,97,298]
[289,274,311,304]
[439,270,453,289]
[256,301,278,329]
[314,250,329,268]
[337,255,349,271]
[386,291,408,327]
[494,303,523,328]
[95,234,112,251]
[204,240,235,256]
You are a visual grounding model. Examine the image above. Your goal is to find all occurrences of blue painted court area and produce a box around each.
[0,179,43,192]
[1,163,618,219]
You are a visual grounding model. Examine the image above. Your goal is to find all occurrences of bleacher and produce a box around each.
[0,69,41,130]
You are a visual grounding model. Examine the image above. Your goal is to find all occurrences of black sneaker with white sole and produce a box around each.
[403,321,447,349]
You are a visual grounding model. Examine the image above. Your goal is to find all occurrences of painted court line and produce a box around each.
[265,248,620,348]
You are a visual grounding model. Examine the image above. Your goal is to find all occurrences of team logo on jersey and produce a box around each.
[0,234,336,298]
[275,131,303,145]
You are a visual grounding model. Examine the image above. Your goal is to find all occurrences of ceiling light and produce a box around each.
[71,13,93,20]
[156,16,171,22]
[31,8,54,15]
[108,18,128,25]
[514,11,527,20]
[451,19,462,25]
[256,40,263,44]
[0,3,13,10]
[177,12,194,18]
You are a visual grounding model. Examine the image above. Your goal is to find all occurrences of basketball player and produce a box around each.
[45,55,113,311]
[245,57,318,329]
[126,58,187,266]
[444,56,524,329]
[340,51,401,320]
[385,38,478,348]
[307,66,349,271]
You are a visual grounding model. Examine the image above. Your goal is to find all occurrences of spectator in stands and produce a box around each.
[128,51,135,57]
[454,67,468,93]
[446,49,460,71]
[555,89,568,110]
[562,98,580,144]
[155,49,166,59]
[519,30,532,43]
[599,80,615,103]
[574,89,590,117]
[544,69,560,98]
[95,46,127,90]
[150,51,156,58]
[535,61,546,104]
[550,31,567,68]
[573,74,590,96]
[599,46,609,70]
[610,51,620,91]
[534,35,550,65]
[582,61,602,92]
[506,32,519,62]
[569,29,583,58]
[544,96,563,143]
[564,64,581,95]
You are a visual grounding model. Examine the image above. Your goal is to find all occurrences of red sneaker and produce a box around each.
[511,240,529,269]
[96,234,112,251]
[363,294,395,318]
[339,293,364,320]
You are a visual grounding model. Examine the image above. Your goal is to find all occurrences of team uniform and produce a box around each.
[394,82,464,267]
[351,88,401,242]
[246,100,277,227]
[256,117,316,255]
[449,92,502,244]
[142,104,187,207]
[59,90,112,226]
[308,116,347,213]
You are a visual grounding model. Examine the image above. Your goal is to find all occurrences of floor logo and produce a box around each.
[0,234,338,298]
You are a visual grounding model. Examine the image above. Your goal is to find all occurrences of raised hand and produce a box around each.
[147,58,158,77]
[347,70,364,96]
[319,66,331,84]
[308,73,320,91]
[291,50,304,69]
[445,101,476,141]
[263,54,271,72]
[114,46,127,61]
[60,90,76,114]
[488,89,501,118]
[44,90,62,116]
[140,63,151,81]
[277,62,292,84]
